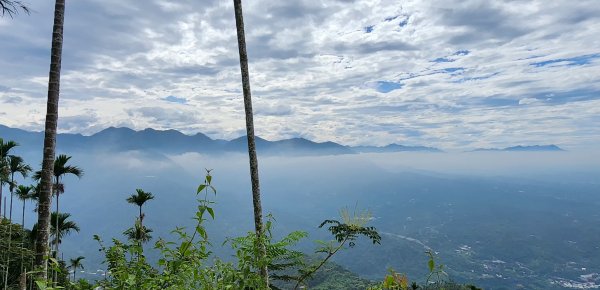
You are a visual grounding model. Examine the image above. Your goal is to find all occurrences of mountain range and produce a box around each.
[0,125,440,155]
[0,124,564,155]
[472,145,565,152]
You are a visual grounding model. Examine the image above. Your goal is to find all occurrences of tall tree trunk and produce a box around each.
[54,191,59,277]
[30,258,34,290]
[9,173,14,221]
[35,0,66,282]
[52,190,60,285]
[232,0,268,286]
[4,178,15,289]
[21,200,26,272]
[19,272,26,290]
[0,183,3,217]
[4,174,16,289]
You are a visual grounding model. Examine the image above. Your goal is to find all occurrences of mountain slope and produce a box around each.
[473,145,565,152]
[0,125,436,156]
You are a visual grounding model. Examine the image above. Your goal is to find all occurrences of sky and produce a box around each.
[0,0,599,150]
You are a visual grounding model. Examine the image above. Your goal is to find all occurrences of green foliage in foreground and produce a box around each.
[0,218,34,288]
[7,168,481,290]
[81,171,383,290]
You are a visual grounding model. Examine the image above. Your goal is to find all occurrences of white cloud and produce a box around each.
[518,98,540,105]
[0,0,599,150]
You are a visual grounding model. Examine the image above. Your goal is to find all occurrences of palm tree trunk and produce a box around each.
[0,184,4,285]
[4,222,11,290]
[232,0,268,286]
[9,173,14,221]
[30,258,34,290]
[35,0,66,281]
[21,200,26,273]
[0,183,3,217]
[139,205,142,225]
[52,191,59,284]
[19,272,26,290]
[4,174,16,289]
[55,192,60,255]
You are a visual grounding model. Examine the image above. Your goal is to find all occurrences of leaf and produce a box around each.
[207,207,215,219]
[428,259,435,272]
[206,174,212,184]
[34,281,47,290]
[126,274,136,285]
[197,184,206,193]
[197,226,208,240]
[383,275,395,287]
[395,273,408,288]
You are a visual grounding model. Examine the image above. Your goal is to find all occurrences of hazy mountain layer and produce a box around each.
[1,125,596,289]
[0,125,445,155]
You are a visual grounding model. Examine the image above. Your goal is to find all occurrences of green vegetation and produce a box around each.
[0,135,482,289]
[1,138,79,289]
[367,251,483,290]
[87,171,382,289]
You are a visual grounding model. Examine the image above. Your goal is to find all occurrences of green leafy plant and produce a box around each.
[293,207,381,289]
[88,171,384,290]
[34,257,66,290]
[368,251,482,290]
[425,250,447,285]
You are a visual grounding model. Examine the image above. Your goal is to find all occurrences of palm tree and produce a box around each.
[0,0,29,17]
[68,256,84,281]
[2,147,26,289]
[33,212,79,284]
[29,183,41,213]
[50,154,83,261]
[8,156,32,221]
[15,185,34,266]
[123,219,153,244]
[35,0,67,279]
[126,189,154,226]
[0,169,9,218]
[0,138,18,218]
[15,185,34,288]
[48,212,79,248]
[34,155,83,264]
[15,185,35,229]
[232,0,268,285]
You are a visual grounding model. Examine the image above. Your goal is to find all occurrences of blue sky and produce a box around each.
[0,0,599,150]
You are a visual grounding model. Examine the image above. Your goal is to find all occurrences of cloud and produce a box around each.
[518,98,539,105]
[254,102,293,116]
[0,0,599,150]
[127,106,198,125]
[59,112,101,132]
[1,96,23,104]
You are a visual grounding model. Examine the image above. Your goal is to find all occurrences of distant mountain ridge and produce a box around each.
[0,125,440,156]
[472,145,565,152]
[0,125,566,155]
[353,143,441,153]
